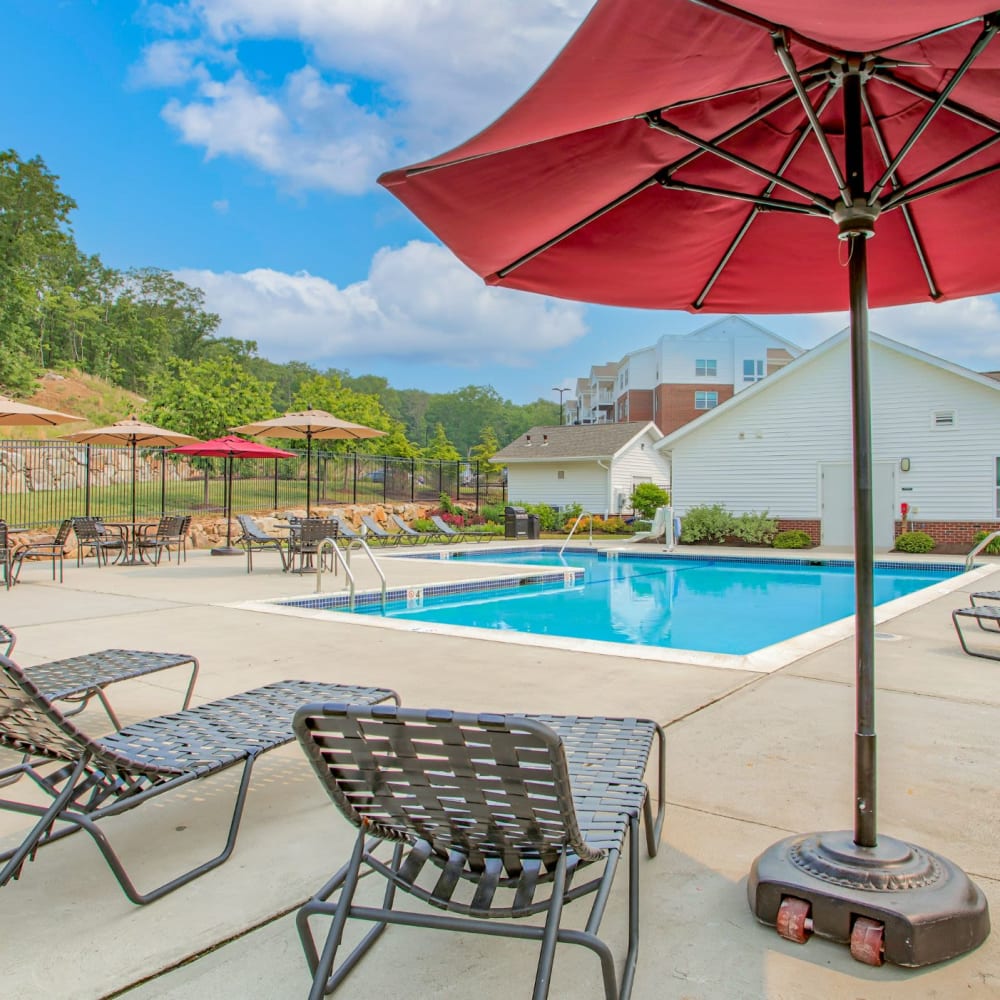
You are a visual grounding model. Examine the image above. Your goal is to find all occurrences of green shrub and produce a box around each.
[894,530,936,554]
[599,516,634,535]
[480,502,505,524]
[411,517,436,532]
[437,492,457,514]
[679,504,734,543]
[732,510,778,545]
[972,529,1000,555]
[772,529,812,549]
[464,522,505,536]
[629,483,670,519]
[632,519,652,533]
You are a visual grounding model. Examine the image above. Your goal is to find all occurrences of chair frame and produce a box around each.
[0,521,13,590]
[294,704,665,1000]
[430,514,490,543]
[389,513,439,544]
[287,518,340,573]
[12,519,74,583]
[0,655,399,905]
[71,517,126,568]
[952,603,1000,660]
[135,515,189,565]
[236,514,288,572]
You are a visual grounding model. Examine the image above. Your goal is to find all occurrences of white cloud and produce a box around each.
[140,1,593,191]
[176,240,587,365]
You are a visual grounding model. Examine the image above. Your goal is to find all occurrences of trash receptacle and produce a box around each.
[504,506,528,539]
[526,513,541,540]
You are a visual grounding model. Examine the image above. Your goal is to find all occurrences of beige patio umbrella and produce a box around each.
[0,393,84,426]
[234,410,386,516]
[62,416,199,563]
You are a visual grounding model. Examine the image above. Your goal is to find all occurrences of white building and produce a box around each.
[493,422,669,516]
[655,330,1000,549]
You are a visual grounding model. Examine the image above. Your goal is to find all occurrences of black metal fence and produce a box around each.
[0,440,507,528]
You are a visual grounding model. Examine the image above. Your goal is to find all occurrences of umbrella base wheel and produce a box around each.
[748,831,990,967]
[210,546,243,557]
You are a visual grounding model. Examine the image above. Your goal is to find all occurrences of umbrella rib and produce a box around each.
[860,88,940,300]
[664,64,828,112]
[771,35,850,204]
[656,71,827,177]
[868,16,1000,205]
[694,81,842,309]
[872,67,1000,136]
[647,114,834,211]
[883,159,1000,212]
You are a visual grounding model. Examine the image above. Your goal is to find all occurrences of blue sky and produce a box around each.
[5,1,1000,403]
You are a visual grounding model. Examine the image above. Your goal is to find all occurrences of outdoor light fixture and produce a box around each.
[900,457,911,472]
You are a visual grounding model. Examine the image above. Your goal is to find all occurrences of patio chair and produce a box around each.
[952,604,1000,660]
[11,519,74,583]
[430,514,489,543]
[287,518,339,573]
[0,522,13,590]
[72,517,126,568]
[294,704,665,1000]
[235,514,288,573]
[0,624,13,657]
[135,515,188,565]
[359,514,402,546]
[389,513,439,544]
[331,515,361,542]
[0,654,400,905]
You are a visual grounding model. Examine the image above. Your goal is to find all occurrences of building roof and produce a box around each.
[493,422,660,463]
[654,328,1000,451]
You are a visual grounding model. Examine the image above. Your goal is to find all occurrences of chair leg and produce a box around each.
[532,849,569,1000]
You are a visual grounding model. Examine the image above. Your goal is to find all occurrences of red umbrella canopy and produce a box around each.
[168,435,295,459]
[378,1,1000,314]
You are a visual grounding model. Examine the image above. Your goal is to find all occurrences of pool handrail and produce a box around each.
[966,529,1000,571]
[559,511,594,555]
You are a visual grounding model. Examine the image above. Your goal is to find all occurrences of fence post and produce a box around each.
[352,452,358,504]
[85,444,92,517]
[273,458,278,510]
[160,447,166,516]
[410,458,415,502]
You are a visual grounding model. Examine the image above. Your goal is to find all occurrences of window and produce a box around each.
[695,358,717,377]
[695,391,718,410]
[743,359,764,382]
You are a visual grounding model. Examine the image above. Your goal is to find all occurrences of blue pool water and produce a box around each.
[344,550,961,656]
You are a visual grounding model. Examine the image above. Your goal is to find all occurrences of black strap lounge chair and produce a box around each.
[331,516,361,542]
[389,513,439,544]
[952,604,1000,660]
[429,514,489,543]
[0,522,13,589]
[236,514,288,572]
[71,517,126,568]
[0,655,399,905]
[294,704,665,1000]
[12,519,74,583]
[359,515,401,546]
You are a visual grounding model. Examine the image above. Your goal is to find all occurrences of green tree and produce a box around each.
[468,425,503,475]
[143,355,276,439]
[629,483,671,519]
[422,423,461,460]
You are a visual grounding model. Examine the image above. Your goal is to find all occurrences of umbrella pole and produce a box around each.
[748,67,988,966]
[306,434,312,517]
[129,439,138,564]
[211,453,242,556]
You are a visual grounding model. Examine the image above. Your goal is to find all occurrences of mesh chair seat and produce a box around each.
[135,515,188,565]
[0,656,399,905]
[12,519,73,582]
[236,515,288,572]
[294,704,665,999]
[72,517,126,568]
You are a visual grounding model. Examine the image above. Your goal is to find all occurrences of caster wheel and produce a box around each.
[776,897,813,944]
[850,916,885,966]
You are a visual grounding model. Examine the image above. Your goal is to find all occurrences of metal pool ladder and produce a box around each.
[966,529,1000,571]
[560,511,594,555]
[316,536,387,612]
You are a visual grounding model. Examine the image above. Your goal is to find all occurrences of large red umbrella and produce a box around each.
[378,1,999,966]
[169,435,294,555]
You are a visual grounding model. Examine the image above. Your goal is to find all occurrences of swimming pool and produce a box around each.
[276,548,966,657]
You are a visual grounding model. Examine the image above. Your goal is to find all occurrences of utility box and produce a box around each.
[504,506,528,539]
[527,513,541,539]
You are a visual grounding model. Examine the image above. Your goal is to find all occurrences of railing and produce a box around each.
[559,511,594,555]
[316,537,354,603]
[343,538,387,612]
[0,440,506,528]
[966,530,1000,571]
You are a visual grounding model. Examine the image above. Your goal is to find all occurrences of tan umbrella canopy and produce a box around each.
[234,410,386,516]
[62,416,199,563]
[0,393,84,426]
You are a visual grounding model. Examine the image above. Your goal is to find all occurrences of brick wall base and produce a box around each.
[895,520,1000,547]
[775,519,821,545]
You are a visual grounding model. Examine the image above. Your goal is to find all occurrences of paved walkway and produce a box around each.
[0,541,997,999]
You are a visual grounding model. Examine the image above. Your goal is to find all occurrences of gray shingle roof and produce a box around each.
[493,423,656,462]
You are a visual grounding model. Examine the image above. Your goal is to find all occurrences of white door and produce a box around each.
[820,462,895,548]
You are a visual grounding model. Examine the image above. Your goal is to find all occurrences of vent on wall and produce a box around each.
[932,410,957,428]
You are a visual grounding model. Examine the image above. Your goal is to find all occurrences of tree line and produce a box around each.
[0,149,560,464]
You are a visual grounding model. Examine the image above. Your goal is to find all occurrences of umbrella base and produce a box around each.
[748,830,989,967]
[210,546,243,557]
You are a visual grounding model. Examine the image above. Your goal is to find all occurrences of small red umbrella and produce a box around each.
[169,435,294,555]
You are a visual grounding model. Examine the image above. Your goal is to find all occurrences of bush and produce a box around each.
[480,502,505,524]
[600,516,634,535]
[437,493,458,515]
[679,504,734,543]
[629,483,670,519]
[632,519,652,533]
[972,529,1000,555]
[732,511,778,545]
[894,530,936,554]
[772,529,813,549]
[411,518,436,532]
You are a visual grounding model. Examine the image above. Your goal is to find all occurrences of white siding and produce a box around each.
[506,462,609,513]
[611,438,672,512]
[665,339,1000,522]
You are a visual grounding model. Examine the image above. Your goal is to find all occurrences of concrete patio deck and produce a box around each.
[1,540,998,999]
